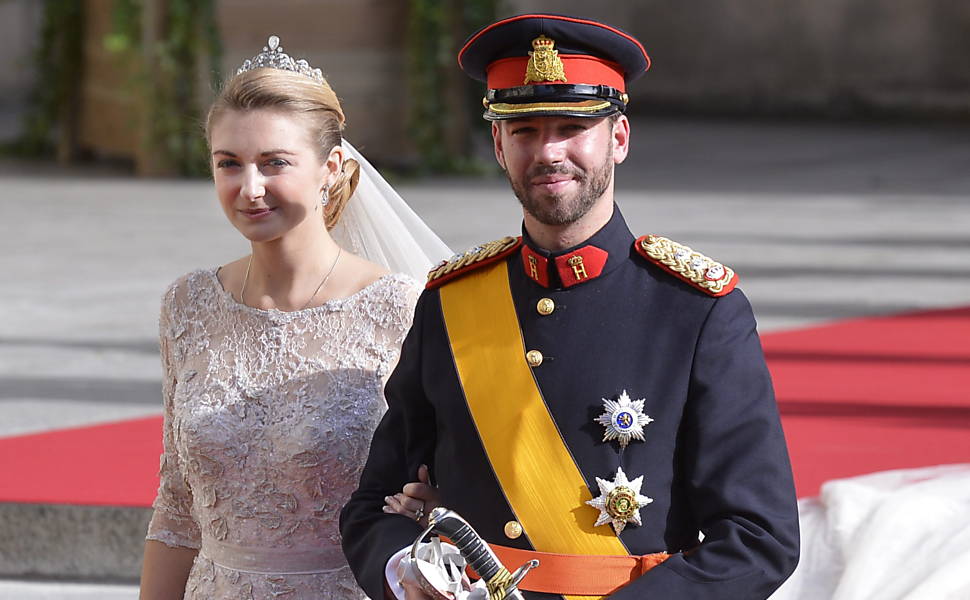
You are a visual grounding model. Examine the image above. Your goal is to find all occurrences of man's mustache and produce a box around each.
[527,165,586,180]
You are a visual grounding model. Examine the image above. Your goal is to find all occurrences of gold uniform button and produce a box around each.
[536,298,555,315]
[504,520,523,539]
[526,350,543,367]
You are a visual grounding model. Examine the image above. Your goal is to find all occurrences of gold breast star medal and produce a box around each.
[586,467,653,535]
[595,390,654,449]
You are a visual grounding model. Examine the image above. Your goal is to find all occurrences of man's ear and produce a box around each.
[612,115,631,165]
[492,121,506,170]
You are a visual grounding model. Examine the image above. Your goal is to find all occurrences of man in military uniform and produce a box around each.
[341,14,799,600]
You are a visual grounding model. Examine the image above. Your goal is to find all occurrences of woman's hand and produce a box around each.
[384,464,440,528]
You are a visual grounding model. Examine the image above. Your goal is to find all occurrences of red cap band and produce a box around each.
[486,54,626,92]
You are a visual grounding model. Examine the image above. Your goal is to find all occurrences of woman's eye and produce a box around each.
[266,158,289,168]
[216,159,239,169]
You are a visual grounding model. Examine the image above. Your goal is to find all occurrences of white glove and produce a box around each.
[393,538,488,600]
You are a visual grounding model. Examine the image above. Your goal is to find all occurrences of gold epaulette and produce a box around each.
[634,235,738,297]
[426,236,523,289]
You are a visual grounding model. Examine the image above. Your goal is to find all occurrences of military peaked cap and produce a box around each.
[458,13,650,120]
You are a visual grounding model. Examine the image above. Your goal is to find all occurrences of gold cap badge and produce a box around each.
[524,35,567,84]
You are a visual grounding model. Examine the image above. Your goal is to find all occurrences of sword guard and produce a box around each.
[407,507,538,600]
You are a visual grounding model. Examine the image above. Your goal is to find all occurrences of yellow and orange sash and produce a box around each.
[440,261,656,599]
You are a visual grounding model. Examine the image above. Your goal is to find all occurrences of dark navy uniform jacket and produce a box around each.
[340,207,799,599]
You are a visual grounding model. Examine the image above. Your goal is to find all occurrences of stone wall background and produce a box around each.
[0,0,42,142]
[1,0,968,168]
[507,0,970,117]
[214,0,412,163]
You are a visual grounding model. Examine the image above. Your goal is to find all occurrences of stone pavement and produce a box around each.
[1,117,969,594]
[0,580,138,599]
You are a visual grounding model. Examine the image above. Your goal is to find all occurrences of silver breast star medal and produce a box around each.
[595,390,653,448]
[586,467,653,534]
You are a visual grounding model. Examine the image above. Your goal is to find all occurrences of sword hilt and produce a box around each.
[428,508,502,581]
[418,507,537,600]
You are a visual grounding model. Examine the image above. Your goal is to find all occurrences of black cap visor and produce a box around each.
[483,83,627,121]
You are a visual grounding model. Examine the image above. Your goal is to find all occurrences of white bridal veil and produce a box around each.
[330,140,452,280]
[769,464,970,600]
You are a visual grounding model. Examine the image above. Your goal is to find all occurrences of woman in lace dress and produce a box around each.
[140,39,449,600]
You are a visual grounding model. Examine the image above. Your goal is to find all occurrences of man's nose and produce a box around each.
[535,135,567,165]
[241,165,265,201]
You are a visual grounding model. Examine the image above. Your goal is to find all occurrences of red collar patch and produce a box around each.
[521,245,551,287]
[555,246,608,287]
[521,244,609,288]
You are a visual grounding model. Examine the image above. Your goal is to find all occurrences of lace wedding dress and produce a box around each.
[146,268,421,599]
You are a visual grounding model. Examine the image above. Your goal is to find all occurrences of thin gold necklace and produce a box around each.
[239,248,342,311]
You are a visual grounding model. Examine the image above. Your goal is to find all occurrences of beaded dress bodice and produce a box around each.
[146,268,420,599]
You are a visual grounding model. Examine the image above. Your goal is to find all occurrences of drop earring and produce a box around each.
[321,186,330,206]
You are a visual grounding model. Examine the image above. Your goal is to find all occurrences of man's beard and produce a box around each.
[507,150,614,226]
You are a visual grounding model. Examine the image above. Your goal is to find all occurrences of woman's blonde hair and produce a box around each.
[205,68,360,230]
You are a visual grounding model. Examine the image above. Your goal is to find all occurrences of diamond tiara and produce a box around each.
[236,35,325,84]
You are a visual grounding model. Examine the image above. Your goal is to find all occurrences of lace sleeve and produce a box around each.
[145,285,202,549]
[377,277,422,384]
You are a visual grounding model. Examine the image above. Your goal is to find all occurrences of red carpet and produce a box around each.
[0,306,967,506]
[0,416,162,506]
[765,305,970,497]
